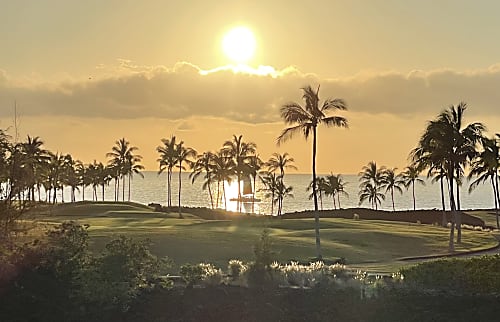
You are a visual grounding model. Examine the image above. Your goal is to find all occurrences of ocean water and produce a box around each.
[60,172,495,215]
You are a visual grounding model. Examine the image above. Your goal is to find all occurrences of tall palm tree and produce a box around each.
[223,135,257,212]
[265,152,297,214]
[335,174,349,209]
[212,150,234,210]
[412,102,484,251]
[359,183,385,210]
[307,177,327,210]
[469,136,500,229]
[359,161,385,189]
[266,152,298,178]
[380,168,405,211]
[259,172,280,216]
[190,152,216,209]
[157,136,178,207]
[359,161,385,210]
[124,153,144,201]
[400,165,425,211]
[323,174,339,209]
[106,138,140,202]
[277,85,348,259]
[273,180,293,216]
[247,154,263,213]
[20,135,48,201]
[175,141,196,218]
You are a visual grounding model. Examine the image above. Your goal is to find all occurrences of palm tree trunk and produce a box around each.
[178,165,183,218]
[222,181,227,211]
[216,181,220,209]
[448,171,456,252]
[440,176,447,226]
[456,169,462,243]
[237,173,241,213]
[122,175,125,201]
[338,194,341,209]
[128,174,131,201]
[412,181,416,211]
[493,174,499,229]
[208,179,214,209]
[391,188,395,211]
[270,191,274,216]
[168,168,172,207]
[312,126,321,260]
[332,194,336,210]
[102,184,105,201]
[251,176,255,213]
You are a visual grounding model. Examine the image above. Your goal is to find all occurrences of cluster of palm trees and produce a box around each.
[410,102,499,252]
[0,133,144,205]
[357,162,425,211]
[307,174,348,210]
[159,134,300,217]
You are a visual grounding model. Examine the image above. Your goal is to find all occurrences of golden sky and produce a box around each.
[1,0,500,173]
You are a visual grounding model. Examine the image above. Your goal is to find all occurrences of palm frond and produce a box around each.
[321,116,349,128]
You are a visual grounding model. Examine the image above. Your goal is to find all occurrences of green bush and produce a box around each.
[180,263,204,288]
[0,221,171,322]
[400,255,500,294]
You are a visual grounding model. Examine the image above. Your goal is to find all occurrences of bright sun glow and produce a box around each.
[222,26,256,63]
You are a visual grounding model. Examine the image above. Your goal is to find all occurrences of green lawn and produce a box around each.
[33,202,498,273]
[465,210,499,228]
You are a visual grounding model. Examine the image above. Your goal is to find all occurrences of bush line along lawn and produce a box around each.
[31,202,498,272]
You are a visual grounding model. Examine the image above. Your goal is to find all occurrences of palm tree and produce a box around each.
[400,165,425,211]
[247,154,263,213]
[307,177,327,210]
[259,172,280,216]
[277,85,348,259]
[157,136,178,207]
[359,183,385,210]
[358,161,385,210]
[359,161,385,189]
[20,135,48,201]
[175,141,196,218]
[274,180,293,216]
[106,138,140,202]
[469,136,500,229]
[212,150,234,210]
[381,168,405,211]
[335,174,349,209]
[265,152,297,214]
[191,152,216,209]
[412,102,484,251]
[223,135,257,212]
[124,153,144,201]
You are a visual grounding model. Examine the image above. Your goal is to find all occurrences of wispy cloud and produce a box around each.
[1,62,499,122]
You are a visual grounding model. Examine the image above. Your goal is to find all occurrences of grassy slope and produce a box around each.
[465,210,499,228]
[33,202,498,272]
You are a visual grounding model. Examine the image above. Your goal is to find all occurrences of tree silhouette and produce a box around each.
[223,135,257,212]
[277,85,348,259]
[175,141,196,218]
[411,103,484,251]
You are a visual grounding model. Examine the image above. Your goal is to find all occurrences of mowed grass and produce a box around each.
[465,210,500,228]
[34,202,498,273]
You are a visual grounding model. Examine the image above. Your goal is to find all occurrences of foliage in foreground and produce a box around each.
[0,221,171,322]
[401,254,500,294]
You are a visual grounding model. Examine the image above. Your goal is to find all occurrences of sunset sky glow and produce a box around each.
[1,0,500,173]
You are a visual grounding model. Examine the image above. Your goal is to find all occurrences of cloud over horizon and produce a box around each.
[1,61,500,123]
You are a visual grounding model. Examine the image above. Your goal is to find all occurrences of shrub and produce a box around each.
[198,263,223,286]
[400,255,500,294]
[180,263,204,288]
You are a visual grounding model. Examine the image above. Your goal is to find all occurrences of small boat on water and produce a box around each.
[230,196,261,203]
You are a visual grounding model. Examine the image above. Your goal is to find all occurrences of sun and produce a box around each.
[222,26,256,63]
